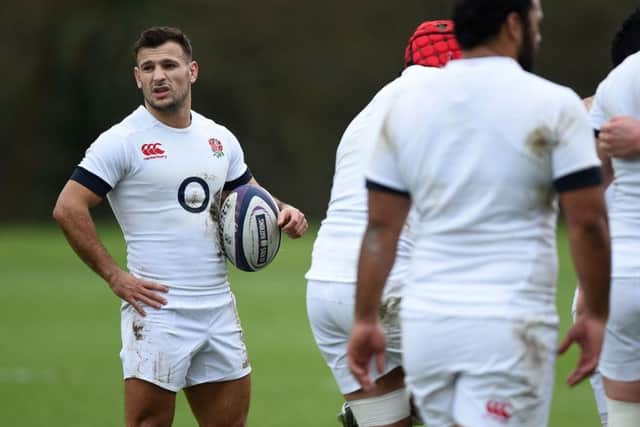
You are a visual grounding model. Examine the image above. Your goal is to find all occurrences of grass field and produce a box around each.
[0,222,602,426]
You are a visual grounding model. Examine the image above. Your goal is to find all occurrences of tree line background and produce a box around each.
[1,0,637,221]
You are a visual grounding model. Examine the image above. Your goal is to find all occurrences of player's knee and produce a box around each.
[127,415,173,427]
[607,398,640,427]
[348,388,411,427]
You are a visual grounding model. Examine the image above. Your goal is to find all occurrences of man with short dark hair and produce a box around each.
[348,1,610,426]
[53,26,307,427]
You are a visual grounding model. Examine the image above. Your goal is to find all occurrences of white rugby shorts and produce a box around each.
[120,291,251,392]
[402,314,557,427]
[306,280,403,394]
[600,278,640,382]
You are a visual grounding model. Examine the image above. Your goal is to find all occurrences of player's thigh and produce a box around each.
[120,303,194,391]
[186,293,251,387]
[603,377,640,403]
[125,378,176,427]
[307,280,402,395]
[402,315,557,427]
[456,320,556,427]
[306,280,354,339]
[402,315,461,427]
[600,278,640,386]
[184,374,251,427]
[306,280,358,393]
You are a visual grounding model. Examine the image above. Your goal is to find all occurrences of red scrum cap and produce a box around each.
[404,20,462,68]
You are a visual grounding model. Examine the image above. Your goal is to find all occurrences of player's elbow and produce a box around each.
[564,207,607,232]
[565,208,610,249]
[52,200,66,224]
[52,196,73,225]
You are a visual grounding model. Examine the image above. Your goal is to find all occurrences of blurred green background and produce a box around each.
[1,0,639,220]
[0,223,602,426]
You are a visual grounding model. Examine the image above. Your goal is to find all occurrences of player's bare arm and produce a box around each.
[599,116,640,159]
[573,96,611,319]
[557,185,610,386]
[223,177,308,238]
[53,180,168,316]
[348,189,410,391]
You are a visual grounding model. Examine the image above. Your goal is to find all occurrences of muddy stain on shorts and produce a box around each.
[132,321,144,341]
[379,297,401,331]
[153,353,172,384]
[513,323,546,370]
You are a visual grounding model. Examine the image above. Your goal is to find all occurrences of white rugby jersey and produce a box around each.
[591,51,640,279]
[367,57,601,321]
[73,106,251,296]
[306,66,440,285]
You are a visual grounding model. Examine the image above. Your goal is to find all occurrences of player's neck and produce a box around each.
[462,42,517,62]
[145,102,192,129]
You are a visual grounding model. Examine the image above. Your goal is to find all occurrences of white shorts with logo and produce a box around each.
[306,280,403,394]
[600,278,640,381]
[120,290,251,392]
[402,314,557,427]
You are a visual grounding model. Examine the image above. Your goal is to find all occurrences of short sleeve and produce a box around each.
[220,128,252,190]
[75,131,130,196]
[590,60,640,130]
[552,91,602,191]
[365,114,410,197]
[590,85,608,132]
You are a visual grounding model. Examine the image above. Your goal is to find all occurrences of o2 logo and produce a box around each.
[178,177,210,213]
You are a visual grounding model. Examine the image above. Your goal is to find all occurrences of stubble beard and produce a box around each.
[145,87,189,113]
[517,23,536,72]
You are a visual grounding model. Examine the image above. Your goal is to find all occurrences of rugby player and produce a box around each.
[53,26,307,427]
[572,9,640,426]
[305,20,460,427]
[589,9,640,425]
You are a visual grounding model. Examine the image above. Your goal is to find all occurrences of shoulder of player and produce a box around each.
[346,72,433,138]
[514,71,583,112]
[595,52,640,99]
[384,68,447,125]
[191,110,242,146]
[89,108,145,148]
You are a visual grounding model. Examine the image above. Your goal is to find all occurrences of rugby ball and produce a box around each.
[219,184,281,272]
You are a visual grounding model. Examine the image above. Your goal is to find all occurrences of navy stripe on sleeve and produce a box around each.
[223,167,253,191]
[553,167,602,193]
[70,166,112,197]
[365,179,410,198]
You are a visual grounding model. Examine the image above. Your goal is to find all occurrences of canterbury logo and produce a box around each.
[141,143,165,156]
[486,400,512,422]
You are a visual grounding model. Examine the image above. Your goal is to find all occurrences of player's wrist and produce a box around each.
[354,310,380,324]
[102,267,124,287]
[583,305,609,322]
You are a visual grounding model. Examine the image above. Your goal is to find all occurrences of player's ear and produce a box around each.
[133,67,142,89]
[189,61,199,84]
[505,11,524,45]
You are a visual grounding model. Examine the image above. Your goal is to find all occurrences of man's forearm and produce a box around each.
[567,218,610,319]
[354,224,397,322]
[54,206,121,284]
